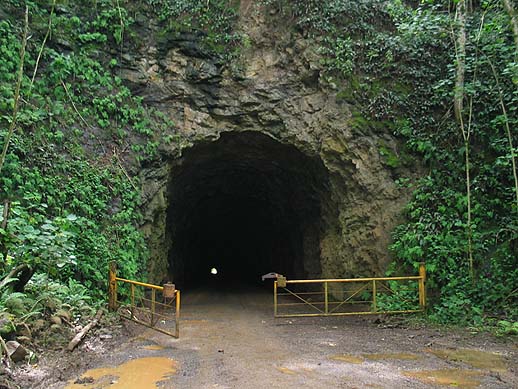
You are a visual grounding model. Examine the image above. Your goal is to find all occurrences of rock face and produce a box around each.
[123,5,418,284]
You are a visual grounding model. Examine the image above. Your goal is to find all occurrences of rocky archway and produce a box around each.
[166,131,329,288]
[134,6,417,286]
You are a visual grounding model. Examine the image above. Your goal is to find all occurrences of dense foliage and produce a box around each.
[146,0,242,58]
[276,0,518,325]
[0,0,160,333]
[0,0,516,336]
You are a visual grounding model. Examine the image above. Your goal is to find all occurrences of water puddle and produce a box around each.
[329,353,419,364]
[143,345,165,351]
[329,354,363,364]
[427,348,507,372]
[403,369,483,387]
[276,366,297,375]
[66,357,177,389]
[363,353,420,361]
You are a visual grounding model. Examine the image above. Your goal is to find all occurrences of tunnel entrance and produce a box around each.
[166,131,330,290]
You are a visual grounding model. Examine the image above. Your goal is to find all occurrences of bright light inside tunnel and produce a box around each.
[166,131,330,290]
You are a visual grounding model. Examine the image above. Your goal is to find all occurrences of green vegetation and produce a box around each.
[279,0,517,326]
[0,0,516,347]
[0,0,164,341]
[147,0,242,58]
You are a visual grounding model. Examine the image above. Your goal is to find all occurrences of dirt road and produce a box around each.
[32,287,518,388]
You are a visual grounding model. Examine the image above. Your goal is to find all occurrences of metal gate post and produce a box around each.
[273,281,278,317]
[175,290,181,338]
[324,281,329,314]
[151,289,156,325]
[419,262,426,309]
[372,280,377,312]
[130,283,135,318]
[108,261,117,311]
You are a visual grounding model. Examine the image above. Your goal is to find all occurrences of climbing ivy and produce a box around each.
[0,0,163,301]
[146,0,242,58]
[1,0,516,330]
[279,0,518,325]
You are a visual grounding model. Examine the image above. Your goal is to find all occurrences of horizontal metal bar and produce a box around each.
[274,309,424,318]
[115,277,164,290]
[128,310,174,320]
[277,301,373,306]
[285,276,422,284]
[120,314,178,338]
[283,287,324,314]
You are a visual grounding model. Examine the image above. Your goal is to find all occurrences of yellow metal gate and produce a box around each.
[273,263,426,318]
[108,262,181,338]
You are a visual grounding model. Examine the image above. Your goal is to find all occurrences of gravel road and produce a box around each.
[34,286,518,388]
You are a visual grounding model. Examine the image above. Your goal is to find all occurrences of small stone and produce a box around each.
[218,349,224,353]
[5,341,28,362]
[74,376,94,384]
[99,334,113,340]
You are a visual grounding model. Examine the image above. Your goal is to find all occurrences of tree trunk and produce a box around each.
[501,0,518,210]
[0,264,34,292]
[454,1,467,123]
[453,0,475,279]
[0,201,10,267]
[502,0,518,54]
[487,59,518,211]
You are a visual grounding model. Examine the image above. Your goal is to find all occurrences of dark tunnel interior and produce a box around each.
[166,131,329,290]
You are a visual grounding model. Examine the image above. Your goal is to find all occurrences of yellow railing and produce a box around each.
[273,263,426,318]
[108,262,180,338]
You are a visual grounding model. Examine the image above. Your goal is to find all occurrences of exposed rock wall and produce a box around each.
[121,4,418,283]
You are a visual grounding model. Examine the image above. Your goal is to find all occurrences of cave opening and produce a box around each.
[167,131,330,291]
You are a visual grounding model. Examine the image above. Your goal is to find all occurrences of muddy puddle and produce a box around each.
[329,354,364,364]
[427,348,507,372]
[363,353,420,361]
[403,368,483,387]
[329,353,420,364]
[276,366,297,375]
[142,345,165,351]
[66,357,177,389]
